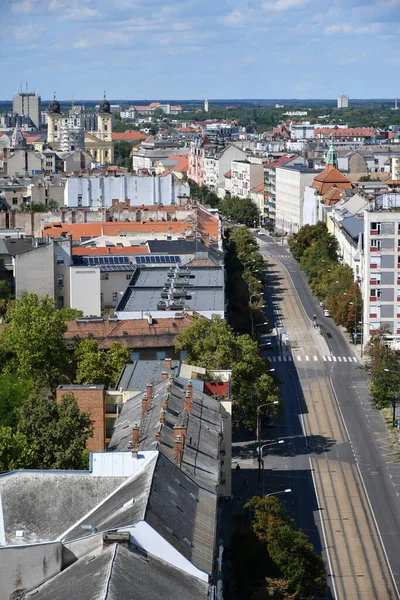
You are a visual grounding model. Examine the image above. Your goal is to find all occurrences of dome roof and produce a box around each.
[99,99,111,114]
[49,100,61,114]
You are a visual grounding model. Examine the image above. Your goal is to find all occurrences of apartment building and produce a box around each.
[275,165,317,234]
[13,91,41,129]
[361,197,400,348]
[264,154,303,225]
[204,144,246,193]
[230,160,263,199]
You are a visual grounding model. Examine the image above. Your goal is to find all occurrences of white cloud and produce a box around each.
[14,24,42,41]
[324,22,382,34]
[262,0,308,11]
[59,6,102,20]
[11,0,37,14]
[73,39,93,48]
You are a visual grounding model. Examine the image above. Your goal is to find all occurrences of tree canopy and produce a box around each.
[0,293,70,391]
[17,392,94,470]
[75,339,132,388]
[175,314,281,427]
[245,495,327,600]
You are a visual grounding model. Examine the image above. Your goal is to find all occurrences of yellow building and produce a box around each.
[47,98,113,165]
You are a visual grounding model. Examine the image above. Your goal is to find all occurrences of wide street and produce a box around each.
[240,233,400,599]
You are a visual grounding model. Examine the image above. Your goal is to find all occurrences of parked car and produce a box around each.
[324,309,330,317]
[261,339,273,349]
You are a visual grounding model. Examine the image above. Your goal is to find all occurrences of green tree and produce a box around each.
[0,293,70,390]
[252,578,296,600]
[17,392,93,469]
[58,307,84,321]
[0,373,32,429]
[369,350,400,426]
[0,426,37,472]
[221,195,260,227]
[288,222,328,261]
[75,339,131,387]
[0,281,13,317]
[175,315,281,427]
[246,496,327,599]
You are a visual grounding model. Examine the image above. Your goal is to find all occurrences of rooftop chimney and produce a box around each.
[187,380,193,398]
[185,390,192,414]
[146,383,153,400]
[162,396,168,410]
[160,410,165,423]
[165,357,172,369]
[155,430,161,441]
[173,425,187,444]
[161,371,168,381]
[142,394,148,414]
[175,435,183,464]
[132,424,139,448]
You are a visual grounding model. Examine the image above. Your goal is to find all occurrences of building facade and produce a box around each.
[275,165,317,233]
[13,92,41,129]
[337,95,349,109]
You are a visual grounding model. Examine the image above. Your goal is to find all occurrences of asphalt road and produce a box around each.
[255,233,400,600]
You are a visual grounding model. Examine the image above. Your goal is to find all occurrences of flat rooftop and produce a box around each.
[117,265,225,314]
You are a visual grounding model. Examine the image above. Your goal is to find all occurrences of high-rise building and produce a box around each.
[204,99,209,113]
[13,91,41,128]
[337,95,349,109]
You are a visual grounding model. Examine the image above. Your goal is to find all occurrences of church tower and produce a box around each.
[325,140,338,172]
[95,97,113,164]
[47,98,62,147]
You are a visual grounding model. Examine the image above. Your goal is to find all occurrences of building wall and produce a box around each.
[0,542,62,600]
[15,242,56,299]
[362,210,400,347]
[56,386,105,451]
[204,146,246,192]
[64,174,190,208]
[392,157,400,180]
[4,149,43,177]
[13,93,41,128]
[100,271,133,309]
[70,267,101,316]
[302,186,319,227]
[231,161,263,199]
[275,168,316,233]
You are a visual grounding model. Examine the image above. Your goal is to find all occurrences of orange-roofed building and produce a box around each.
[112,132,148,142]
[311,143,354,201]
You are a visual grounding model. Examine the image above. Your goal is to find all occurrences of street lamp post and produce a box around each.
[265,489,292,497]
[261,440,284,495]
[256,401,279,482]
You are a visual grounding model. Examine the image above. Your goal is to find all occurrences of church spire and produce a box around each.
[326,140,338,169]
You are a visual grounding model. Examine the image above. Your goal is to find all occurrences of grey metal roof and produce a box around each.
[62,456,158,542]
[116,360,181,392]
[0,472,126,545]
[27,543,210,600]
[338,215,364,240]
[109,378,222,495]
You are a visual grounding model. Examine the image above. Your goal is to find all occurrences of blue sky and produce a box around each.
[0,0,399,100]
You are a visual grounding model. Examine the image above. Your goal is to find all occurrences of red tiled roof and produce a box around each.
[112,132,147,141]
[252,183,264,193]
[172,156,188,173]
[224,170,231,178]
[63,316,194,349]
[314,127,375,137]
[43,221,195,240]
[265,154,300,169]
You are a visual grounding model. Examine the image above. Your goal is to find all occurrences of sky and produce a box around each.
[0,0,400,101]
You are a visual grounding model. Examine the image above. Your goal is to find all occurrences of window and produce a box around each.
[126,274,132,280]
[77,194,82,207]
[156,351,166,360]
[112,292,118,304]
[100,293,103,306]
[100,273,109,280]
[370,239,381,250]
[56,255,64,265]
[370,222,381,235]
[57,274,64,287]
[12,197,18,205]
[105,150,108,158]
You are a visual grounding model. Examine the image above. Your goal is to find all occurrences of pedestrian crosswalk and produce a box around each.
[270,355,358,363]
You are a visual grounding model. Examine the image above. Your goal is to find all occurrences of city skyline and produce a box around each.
[1,0,400,100]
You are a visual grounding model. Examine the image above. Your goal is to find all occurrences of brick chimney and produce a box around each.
[142,394,148,414]
[132,424,140,448]
[155,430,161,441]
[146,383,153,400]
[187,380,193,398]
[162,397,168,410]
[165,357,172,369]
[160,410,165,423]
[185,390,192,414]
[175,435,183,464]
[173,425,186,444]
[161,371,168,381]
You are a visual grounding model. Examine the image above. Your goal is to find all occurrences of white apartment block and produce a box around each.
[275,166,317,234]
[204,145,246,193]
[361,208,400,348]
[338,95,349,109]
[230,160,263,199]
[64,174,190,208]
[391,157,400,180]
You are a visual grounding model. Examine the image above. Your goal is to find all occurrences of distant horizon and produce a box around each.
[0,98,398,104]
